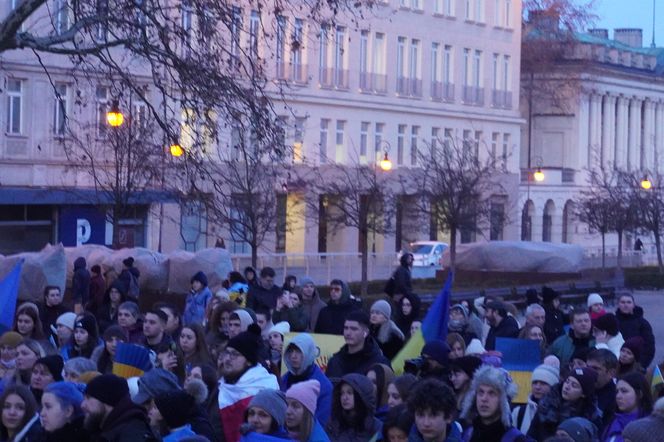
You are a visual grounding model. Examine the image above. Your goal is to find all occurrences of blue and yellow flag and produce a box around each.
[496,338,541,404]
[652,365,664,394]
[0,260,23,334]
[392,272,453,374]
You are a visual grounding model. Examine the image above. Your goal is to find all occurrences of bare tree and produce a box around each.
[410,138,509,275]
[632,172,664,272]
[307,159,395,296]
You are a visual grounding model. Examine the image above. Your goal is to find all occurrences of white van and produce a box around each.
[399,241,449,267]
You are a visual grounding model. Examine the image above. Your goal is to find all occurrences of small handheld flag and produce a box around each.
[112,342,152,378]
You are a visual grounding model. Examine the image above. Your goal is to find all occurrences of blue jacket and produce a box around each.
[163,424,196,441]
[282,364,332,425]
[184,286,212,325]
[409,421,463,442]
[308,420,331,442]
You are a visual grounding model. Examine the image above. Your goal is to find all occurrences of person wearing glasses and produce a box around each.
[314,280,361,335]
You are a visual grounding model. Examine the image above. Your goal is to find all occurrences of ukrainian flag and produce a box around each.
[496,338,541,404]
[652,365,664,395]
[0,261,22,334]
[392,272,453,374]
[112,343,152,378]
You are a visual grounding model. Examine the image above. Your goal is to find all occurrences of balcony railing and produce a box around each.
[276,61,287,80]
[320,67,349,89]
[491,89,513,109]
[462,85,484,106]
[431,81,455,102]
[373,74,387,93]
[359,71,371,91]
[291,63,308,84]
[396,77,422,97]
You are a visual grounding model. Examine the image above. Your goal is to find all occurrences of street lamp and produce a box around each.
[641,175,652,190]
[169,142,184,157]
[379,152,392,171]
[106,99,124,127]
[533,167,545,182]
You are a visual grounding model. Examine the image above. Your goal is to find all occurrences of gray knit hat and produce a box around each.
[247,389,287,428]
[557,417,598,442]
[370,300,391,320]
[461,365,517,428]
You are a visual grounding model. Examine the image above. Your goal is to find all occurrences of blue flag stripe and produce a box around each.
[0,260,23,333]
[421,271,453,343]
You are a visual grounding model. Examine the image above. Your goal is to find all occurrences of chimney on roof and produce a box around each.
[527,9,560,33]
[614,28,643,47]
[589,29,609,39]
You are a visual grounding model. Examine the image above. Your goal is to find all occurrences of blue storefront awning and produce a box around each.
[0,187,178,205]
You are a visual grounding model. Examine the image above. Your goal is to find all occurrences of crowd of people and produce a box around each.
[0,254,662,442]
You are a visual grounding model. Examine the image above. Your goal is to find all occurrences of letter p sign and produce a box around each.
[76,218,92,246]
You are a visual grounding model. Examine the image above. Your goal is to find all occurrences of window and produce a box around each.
[492,53,499,91]
[490,202,505,240]
[373,33,386,75]
[473,130,482,158]
[462,129,472,153]
[230,126,241,160]
[249,10,259,60]
[181,1,193,48]
[374,123,384,160]
[444,45,453,84]
[360,31,369,89]
[360,122,370,157]
[465,0,472,20]
[400,0,409,7]
[55,0,69,35]
[334,26,347,87]
[491,132,499,162]
[276,16,286,78]
[411,126,419,165]
[505,0,511,27]
[95,86,109,137]
[397,124,406,165]
[473,50,482,87]
[292,19,304,81]
[503,55,510,91]
[463,49,470,86]
[180,201,207,251]
[275,194,287,253]
[444,128,454,150]
[320,119,329,163]
[294,117,305,162]
[434,0,443,14]
[6,79,22,134]
[431,127,440,151]
[494,0,501,25]
[431,43,441,82]
[444,0,454,15]
[409,39,420,80]
[53,83,67,136]
[475,0,483,22]
[412,0,422,10]
[397,37,406,93]
[96,0,108,40]
[335,120,345,161]
[502,133,510,164]
[230,7,242,67]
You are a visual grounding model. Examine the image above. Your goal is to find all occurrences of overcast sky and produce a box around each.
[594,0,663,47]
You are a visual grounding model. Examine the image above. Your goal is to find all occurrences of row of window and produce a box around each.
[5,80,146,139]
[397,0,513,29]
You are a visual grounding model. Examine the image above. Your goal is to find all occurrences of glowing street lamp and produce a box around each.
[169,142,184,157]
[379,151,392,171]
[106,100,124,127]
[533,167,545,182]
[641,175,652,190]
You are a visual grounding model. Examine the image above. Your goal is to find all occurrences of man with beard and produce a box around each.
[81,373,155,441]
[484,301,520,351]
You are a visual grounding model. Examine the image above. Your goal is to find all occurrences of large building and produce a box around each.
[0,0,523,261]
[521,27,664,254]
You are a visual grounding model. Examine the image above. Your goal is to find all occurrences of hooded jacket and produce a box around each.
[314,282,361,335]
[325,336,391,379]
[392,254,413,296]
[369,320,404,360]
[247,282,283,312]
[92,395,156,442]
[72,257,91,305]
[484,315,520,351]
[543,304,566,345]
[615,306,655,367]
[300,280,327,332]
[394,293,421,339]
[280,333,333,425]
[184,285,212,326]
[326,373,382,442]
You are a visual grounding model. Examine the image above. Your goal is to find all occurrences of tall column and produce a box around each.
[656,102,664,173]
[615,96,629,169]
[628,97,642,171]
[588,93,602,169]
[643,100,656,171]
[601,94,616,169]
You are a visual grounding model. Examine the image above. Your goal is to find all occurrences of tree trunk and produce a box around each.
[601,231,606,269]
[655,231,663,273]
[617,229,623,269]
[111,206,122,249]
[449,225,457,280]
[251,241,258,269]
[359,227,369,297]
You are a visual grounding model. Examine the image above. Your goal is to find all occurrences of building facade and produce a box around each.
[0,0,523,258]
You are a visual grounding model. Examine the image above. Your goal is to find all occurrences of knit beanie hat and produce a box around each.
[370,300,392,320]
[543,355,561,369]
[18,302,39,316]
[557,417,598,442]
[231,309,255,332]
[593,313,619,336]
[300,277,315,287]
[531,364,560,387]
[449,356,483,378]
[45,381,84,418]
[421,340,450,365]
[85,374,129,407]
[450,304,469,318]
[247,389,287,428]
[75,315,98,339]
[269,321,290,337]
[122,257,134,267]
[190,271,208,287]
[155,391,196,429]
[622,336,644,362]
[0,331,23,348]
[587,293,604,308]
[568,367,598,398]
[35,355,64,382]
[285,379,320,416]
[133,368,181,405]
[346,310,371,328]
[102,325,126,342]
[55,312,77,331]
[227,324,262,365]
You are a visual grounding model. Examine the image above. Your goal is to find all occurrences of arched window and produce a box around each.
[521,200,535,241]
[562,200,575,243]
[543,200,555,242]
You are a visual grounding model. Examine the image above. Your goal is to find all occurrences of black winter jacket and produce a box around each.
[326,336,391,378]
[247,284,282,311]
[90,396,156,442]
[485,315,520,351]
[615,306,655,367]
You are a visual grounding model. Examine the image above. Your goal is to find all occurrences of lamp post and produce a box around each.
[106,99,124,127]
[641,175,653,190]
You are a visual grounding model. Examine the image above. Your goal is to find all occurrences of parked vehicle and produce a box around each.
[398,241,449,267]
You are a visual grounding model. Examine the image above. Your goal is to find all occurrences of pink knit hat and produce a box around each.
[285,379,320,416]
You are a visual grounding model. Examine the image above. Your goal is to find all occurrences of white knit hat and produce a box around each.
[587,293,604,308]
[56,312,77,330]
[531,364,560,387]
[269,321,291,336]
[465,338,486,355]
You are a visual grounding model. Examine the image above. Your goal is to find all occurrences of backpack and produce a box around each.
[127,272,140,299]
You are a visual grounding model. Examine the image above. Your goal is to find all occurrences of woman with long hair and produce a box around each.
[602,372,653,441]
[90,325,125,375]
[325,373,381,442]
[519,324,548,359]
[446,333,466,360]
[366,364,395,421]
[0,384,40,441]
[60,314,101,360]
[12,304,45,342]
[393,294,421,339]
[205,301,238,361]
[285,380,329,442]
[240,389,290,440]
[386,374,418,409]
[178,323,212,370]
[95,280,127,333]
[29,355,63,404]
[11,340,45,387]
